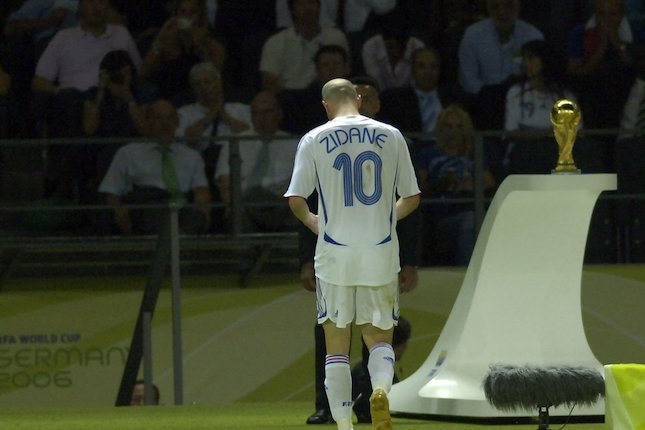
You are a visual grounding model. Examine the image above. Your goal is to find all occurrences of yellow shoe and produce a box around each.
[370,388,392,430]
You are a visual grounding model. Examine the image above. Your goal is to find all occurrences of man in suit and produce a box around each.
[379,47,460,135]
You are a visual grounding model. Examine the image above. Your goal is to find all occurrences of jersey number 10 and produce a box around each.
[333,151,382,207]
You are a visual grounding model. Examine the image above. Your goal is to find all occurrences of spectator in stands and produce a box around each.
[279,44,350,135]
[31,0,142,200]
[177,62,250,153]
[176,62,250,230]
[32,0,141,104]
[275,0,337,29]
[259,0,349,94]
[213,0,277,100]
[130,380,160,406]
[458,0,543,97]
[3,1,79,137]
[4,0,78,45]
[428,0,486,88]
[108,0,170,53]
[301,75,420,425]
[351,315,411,424]
[140,0,226,101]
[379,47,460,135]
[83,50,159,188]
[215,91,298,233]
[342,0,397,73]
[98,99,211,235]
[352,75,381,118]
[566,0,637,131]
[361,20,425,90]
[458,0,543,130]
[503,40,577,173]
[416,104,496,266]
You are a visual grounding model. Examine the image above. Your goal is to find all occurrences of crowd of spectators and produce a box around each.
[0,0,644,265]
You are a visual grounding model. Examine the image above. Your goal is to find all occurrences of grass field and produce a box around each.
[1,266,644,428]
[1,402,607,430]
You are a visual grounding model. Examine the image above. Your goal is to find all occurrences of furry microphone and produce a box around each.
[483,363,605,412]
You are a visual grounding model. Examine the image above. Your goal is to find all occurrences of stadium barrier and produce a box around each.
[1,128,645,279]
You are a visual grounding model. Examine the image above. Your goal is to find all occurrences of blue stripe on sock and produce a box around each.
[325,354,350,365]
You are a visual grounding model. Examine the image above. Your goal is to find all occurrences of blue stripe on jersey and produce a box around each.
[324,233,346,246]
[377,234,391,245]
[316,164,347,246]
[316,171,329,224]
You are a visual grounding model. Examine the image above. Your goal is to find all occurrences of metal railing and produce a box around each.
[0,128,643,261]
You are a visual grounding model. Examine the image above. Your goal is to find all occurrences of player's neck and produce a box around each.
[333,106,360,118]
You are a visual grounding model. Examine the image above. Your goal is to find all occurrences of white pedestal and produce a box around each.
[390,174,617,418]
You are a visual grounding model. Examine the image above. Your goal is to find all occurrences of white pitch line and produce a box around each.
[280,380,315,401]
[583,305,645,346]
[155,290,304,382]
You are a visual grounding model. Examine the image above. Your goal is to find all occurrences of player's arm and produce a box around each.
[395,193,420,221]
[298,193,318,292]
[288,196,318,235]
[397,209,420,293]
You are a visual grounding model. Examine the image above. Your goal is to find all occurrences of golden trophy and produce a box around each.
[550,99,582,174]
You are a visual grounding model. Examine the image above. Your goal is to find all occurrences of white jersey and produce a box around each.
[285,114,420,286]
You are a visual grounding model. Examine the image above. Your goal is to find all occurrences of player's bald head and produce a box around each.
[321,78,358,103]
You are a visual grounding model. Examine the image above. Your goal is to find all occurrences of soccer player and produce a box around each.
[285,78,420,430]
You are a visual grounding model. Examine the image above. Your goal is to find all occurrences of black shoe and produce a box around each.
[306,408,333,424]
[355,413,371,424]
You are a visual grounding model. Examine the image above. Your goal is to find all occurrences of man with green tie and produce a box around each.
[98,99,211,234]
[215,91,299,232]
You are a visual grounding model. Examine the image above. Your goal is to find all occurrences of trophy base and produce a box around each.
[552,165,581,175]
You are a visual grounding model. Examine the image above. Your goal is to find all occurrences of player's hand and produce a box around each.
[300,262,316,292]
[398,265,418,293]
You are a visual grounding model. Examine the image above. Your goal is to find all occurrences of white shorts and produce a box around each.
[315,278,400,330]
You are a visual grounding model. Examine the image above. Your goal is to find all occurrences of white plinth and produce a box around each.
[390,174,617,419]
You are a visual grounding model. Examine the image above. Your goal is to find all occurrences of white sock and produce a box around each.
[368,343,395,392]
[324,354,353,429]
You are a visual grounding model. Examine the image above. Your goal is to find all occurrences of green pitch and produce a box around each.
[1,402,606,430]
[0,265,644,426]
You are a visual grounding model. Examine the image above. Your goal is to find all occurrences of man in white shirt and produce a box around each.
[177,62,250,153]
[216,91,299,232]
[458,0,543,96]
[260,0,349,93]
[285,78,420,430]
[99,99,211,234]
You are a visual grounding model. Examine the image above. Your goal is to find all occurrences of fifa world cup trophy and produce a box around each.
[550,99,582,173]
